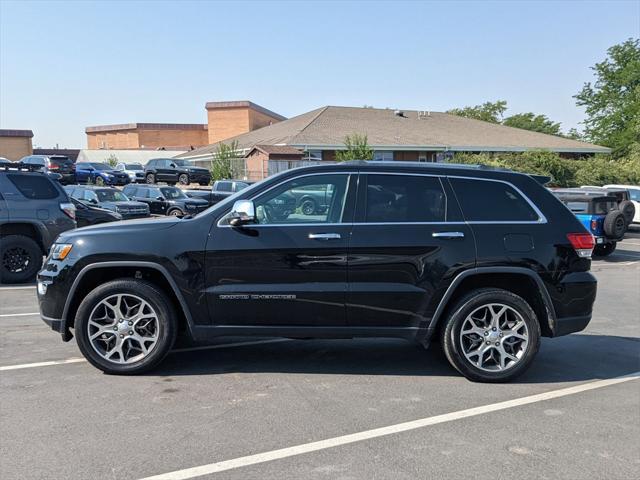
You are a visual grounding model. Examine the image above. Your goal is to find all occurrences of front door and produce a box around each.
[205,172,356,327]
[347,172,476,331]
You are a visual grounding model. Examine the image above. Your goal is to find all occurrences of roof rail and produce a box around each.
[1,162,44,173]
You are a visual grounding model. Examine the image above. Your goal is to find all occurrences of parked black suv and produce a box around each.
[19,154,76,185]
[64,186,150,220]
[1,166,76,283]
[122,184,209,216]
[144,158,211,186]
[37,162,597,382]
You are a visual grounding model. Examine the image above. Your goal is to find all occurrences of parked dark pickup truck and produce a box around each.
[185,179,252,206]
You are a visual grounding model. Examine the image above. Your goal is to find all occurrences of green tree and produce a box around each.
[106,154,119,168]
[574,38,640,157]
[210,140,239,181]
[447,100,507,123]
[503,112,562,135]
[335,133,374,161]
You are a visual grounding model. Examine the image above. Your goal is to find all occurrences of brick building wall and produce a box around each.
[86,124,207,149]
[206,101,285,145]
[0,130,33,160]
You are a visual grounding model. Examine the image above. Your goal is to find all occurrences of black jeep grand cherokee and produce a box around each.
[37,162,597,382]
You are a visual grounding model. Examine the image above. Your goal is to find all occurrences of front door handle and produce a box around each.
[432,231,465,239]
[308,233,341,240]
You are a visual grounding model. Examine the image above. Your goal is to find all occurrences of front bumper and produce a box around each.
[188,173,211,184]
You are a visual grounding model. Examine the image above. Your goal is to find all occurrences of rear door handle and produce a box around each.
[432,231,465,239]
[308,233,341,240]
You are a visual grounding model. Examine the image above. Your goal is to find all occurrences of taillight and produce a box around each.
[49,164,59,170]
[590,219,598,231]
[567,233,595,258]
[60,202,76,221]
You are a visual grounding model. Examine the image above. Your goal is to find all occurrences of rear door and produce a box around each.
[346,172,476,331]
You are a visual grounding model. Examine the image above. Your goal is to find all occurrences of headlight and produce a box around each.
[51,243,73,260]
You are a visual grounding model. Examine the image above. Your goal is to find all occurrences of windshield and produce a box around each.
[96,189,129,202]
[160,187,187,199]
[126,164,143,170]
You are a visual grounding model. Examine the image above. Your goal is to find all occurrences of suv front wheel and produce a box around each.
[440,288,541,383]
[75,279,178,374]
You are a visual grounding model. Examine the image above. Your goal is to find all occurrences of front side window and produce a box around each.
[217,182,232,192]
[160,187,187,199]
[450,178,540,222]
[82,190,98,202]
[252,174,349,225]
[364,174,446,223]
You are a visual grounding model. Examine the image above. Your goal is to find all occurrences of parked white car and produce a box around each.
[115,162,145,183]
[604,184,640,225]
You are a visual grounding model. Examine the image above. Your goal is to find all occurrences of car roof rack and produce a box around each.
[1,162,44,173]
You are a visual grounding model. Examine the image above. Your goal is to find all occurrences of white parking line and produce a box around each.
[0,338,288,372]
[0,286,36,291]
[0,312,39,318]
[139,372,640,480]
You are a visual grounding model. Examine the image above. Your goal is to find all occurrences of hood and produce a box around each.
[59,216,181,241]
[101,200,148,209]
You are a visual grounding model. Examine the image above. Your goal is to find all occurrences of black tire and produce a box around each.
[300,198,317,216]
[146,173,155,184]
[167,208,183,217]
[440,288,541,383]
[198,182,209,186]
[167,182,177,186]
[618,200,635,226]
[0,235,42,284]
[594,242,616,257]
[178,174,189,185]
[603,210,626,240]
[75,279,178,375]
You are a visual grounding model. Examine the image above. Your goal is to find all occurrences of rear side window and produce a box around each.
[364,174,446,223]
[450,178,539,222]
[217,181,232,192]
[7,174,59,199]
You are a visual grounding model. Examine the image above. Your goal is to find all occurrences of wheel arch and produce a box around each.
[61,261,194,340]
[427,267,557,342]
[0,221,47,253]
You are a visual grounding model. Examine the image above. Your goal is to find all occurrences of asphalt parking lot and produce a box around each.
[1,232,639,480]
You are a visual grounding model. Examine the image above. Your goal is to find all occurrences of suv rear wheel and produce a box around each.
[178,173,189,185]
[0,235,42,283]
[146,173,155,184]
[440,288,541,383]
[75,279,178,374]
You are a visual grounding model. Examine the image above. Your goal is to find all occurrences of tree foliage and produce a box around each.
[574,38,640,157]
[447,100,507,123]
[105,154,119,168]
[210,140,240,181]
[450,151,640,187]
[335,133,374,161]
[503,113,562,135]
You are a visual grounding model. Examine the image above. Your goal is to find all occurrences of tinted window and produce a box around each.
[364,174,446,223]
[7,174,59,199]
[217,182,232,192]
[246,174,349,225]
[451,178,539,222]
[160,187,186,199]
[96,189,128,202]
[629,189,640,202]
[122,185,136,196]
[82,190,98,202]
[49,156,72,166]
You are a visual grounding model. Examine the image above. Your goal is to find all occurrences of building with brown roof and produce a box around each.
[0,129,34,160]
[176,105,610,163]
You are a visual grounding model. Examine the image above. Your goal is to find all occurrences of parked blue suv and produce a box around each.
[75,162,130,186]
[553,189,626,256]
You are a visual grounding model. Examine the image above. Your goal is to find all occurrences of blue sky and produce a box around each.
[0,0,638,148]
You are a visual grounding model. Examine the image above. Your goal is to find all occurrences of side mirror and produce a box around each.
[169,163,177,168]
[228,200,256,226]
[90,198,98,204]
[156,196,165,201]
[87,167,95,171]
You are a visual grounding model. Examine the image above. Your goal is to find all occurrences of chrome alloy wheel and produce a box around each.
[88,294,160,364]
[459,303,529,372]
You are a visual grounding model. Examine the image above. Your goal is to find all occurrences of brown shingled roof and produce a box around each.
[177,106,609,158]
[248,144,303,156]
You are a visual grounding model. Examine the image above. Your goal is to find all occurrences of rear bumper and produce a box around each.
[549,271,597,337]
